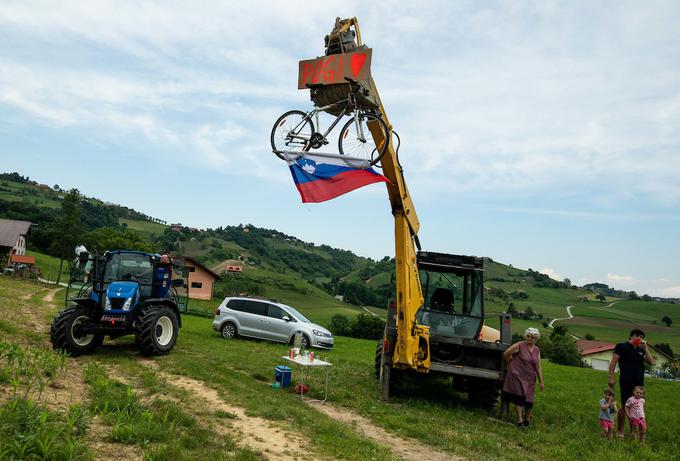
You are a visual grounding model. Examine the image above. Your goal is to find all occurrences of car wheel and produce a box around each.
[221,322,237,339]
[300,334,310,349]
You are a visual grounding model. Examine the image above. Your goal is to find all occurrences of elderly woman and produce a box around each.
[502,327,545,427]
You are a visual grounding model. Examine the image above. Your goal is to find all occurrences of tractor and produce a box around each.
[51,249,187,356]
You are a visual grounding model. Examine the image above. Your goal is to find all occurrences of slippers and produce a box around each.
[616,432,624,439]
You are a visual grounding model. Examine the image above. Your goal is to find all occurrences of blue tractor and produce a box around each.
[51,250,186,356]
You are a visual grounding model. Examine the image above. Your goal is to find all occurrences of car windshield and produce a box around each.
[103,253,153,284]
[282,304,311,322]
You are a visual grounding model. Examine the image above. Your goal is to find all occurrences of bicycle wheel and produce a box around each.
[338,112,390,166]
[271,110,315,160]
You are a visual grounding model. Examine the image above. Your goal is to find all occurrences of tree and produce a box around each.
[548,334,581,366]
[551,325,568,339]
[628,291,640,300]
[595,294,606,303]
[662,316,672,327]
[525,306,535,319]
[53,184,60,191]
[50,188,82,285]
[329,314,351,336]
[585,333,595,340]
[642,294,652,302]
[507,303,517,316]
[562,278,571,288]
[654,343,674,358]
[82,227,154,253]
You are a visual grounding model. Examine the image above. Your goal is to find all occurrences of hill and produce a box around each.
[2,170,679,349]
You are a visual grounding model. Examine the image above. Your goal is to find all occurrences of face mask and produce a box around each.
[631,337,641,346]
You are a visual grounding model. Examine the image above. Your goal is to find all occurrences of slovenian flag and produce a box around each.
[286,152,389,203]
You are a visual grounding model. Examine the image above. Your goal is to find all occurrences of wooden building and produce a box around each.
[181,256,219,301]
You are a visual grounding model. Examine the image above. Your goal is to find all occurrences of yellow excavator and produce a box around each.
[298,17,512,409]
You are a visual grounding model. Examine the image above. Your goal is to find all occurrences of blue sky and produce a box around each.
[1,1,679,297]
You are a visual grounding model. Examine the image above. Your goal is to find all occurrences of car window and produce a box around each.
[267,304,289,320]
[227,299,245,312]
[241,300,267,316]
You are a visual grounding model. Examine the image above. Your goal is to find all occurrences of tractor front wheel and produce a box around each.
[50,307,103,356]
[135,306,179,356]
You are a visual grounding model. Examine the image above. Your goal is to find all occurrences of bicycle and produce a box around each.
[270,78,390,167]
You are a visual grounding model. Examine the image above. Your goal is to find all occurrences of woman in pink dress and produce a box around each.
[502,327,545,427]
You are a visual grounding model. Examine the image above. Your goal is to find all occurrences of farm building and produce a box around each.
[577,339,674,372]
[0,219,32,267]
[180,256,219,301]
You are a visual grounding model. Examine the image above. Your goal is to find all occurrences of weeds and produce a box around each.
[0,341,67,400]
[0,398,91,460]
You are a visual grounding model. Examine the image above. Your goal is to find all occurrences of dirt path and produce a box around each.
[158,371,312,461]
[311,402,463,461]
[548,305,574,328]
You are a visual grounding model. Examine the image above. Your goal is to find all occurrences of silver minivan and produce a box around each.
[212,297,334,349]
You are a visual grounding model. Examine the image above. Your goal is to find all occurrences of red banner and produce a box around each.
[298,49,372,89]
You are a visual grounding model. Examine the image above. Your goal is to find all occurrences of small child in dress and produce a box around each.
[625,385,646,443]
[599,388,617,439]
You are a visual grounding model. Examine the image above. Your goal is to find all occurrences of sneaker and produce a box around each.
[516,422,524,428]
[523,420,530,427]
[616,432,625,439]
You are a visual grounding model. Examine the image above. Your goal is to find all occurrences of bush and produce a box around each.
[329,314,352,336]
[350,313,385,340]
[547,335,581,367]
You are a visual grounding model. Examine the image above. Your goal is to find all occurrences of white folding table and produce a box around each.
[281,355,332,402]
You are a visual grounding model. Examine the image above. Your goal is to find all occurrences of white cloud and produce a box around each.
[660,286,680,297]
[607,273,637,286]
[540,267,561,281]
[1,1,679,206]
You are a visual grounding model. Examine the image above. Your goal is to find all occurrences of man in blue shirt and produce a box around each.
[608,328,654,439]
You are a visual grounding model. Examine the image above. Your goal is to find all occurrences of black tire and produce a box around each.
[271,110,315,159]
[135,306,179,356]
[220,322,237,339]
[50,306,102,356]
[300,334,310,349]
[467,378,501,409]
[375,340,406,393]
[374,340,383,380]
[338,112,390,166]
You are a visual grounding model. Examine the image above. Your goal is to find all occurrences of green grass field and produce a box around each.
[25,250,71,283]
[119,218,166,236]
[3,277,679,460]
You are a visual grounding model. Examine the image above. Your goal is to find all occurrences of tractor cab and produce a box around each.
[416,251,486,341]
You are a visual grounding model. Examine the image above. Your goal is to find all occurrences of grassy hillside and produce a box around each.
[2,277,679,461]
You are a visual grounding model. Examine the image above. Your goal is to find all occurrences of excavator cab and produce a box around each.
[416,252,485,340]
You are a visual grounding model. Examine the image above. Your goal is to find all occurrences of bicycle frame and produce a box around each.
[288,92,370,147]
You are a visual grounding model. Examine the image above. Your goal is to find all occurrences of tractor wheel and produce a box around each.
[135,306,179,356]
[375,340,406,394]
[50,307,103,356]
[466,378,501,409]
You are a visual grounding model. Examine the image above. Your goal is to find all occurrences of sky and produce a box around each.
[1,1,679,297]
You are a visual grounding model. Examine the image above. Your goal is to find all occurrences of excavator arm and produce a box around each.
[332,19,431,376]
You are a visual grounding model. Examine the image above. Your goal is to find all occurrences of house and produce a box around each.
[0,219,32,267]
[577,295,589,302]
[225,265,243,273]
[180,256,219,301]
[577,339,674,372]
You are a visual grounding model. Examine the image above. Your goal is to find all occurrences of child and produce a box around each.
[625,385,646,443]
[599,388,618,439]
